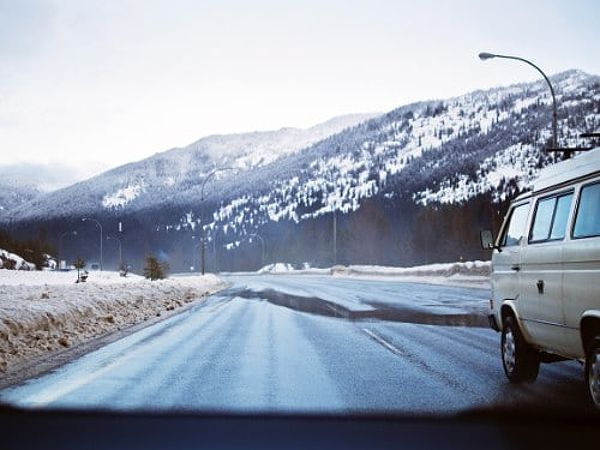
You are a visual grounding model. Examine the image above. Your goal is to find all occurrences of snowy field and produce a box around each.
[254,260,490,289]
[0,270,225,373]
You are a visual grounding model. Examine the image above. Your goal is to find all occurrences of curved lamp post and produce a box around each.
[82,217,103,271]
[58,230,77,270]
[106,235,122,269]
[478,52,558,149]
[200,167,237,275]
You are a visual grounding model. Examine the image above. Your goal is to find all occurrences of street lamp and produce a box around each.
[58,230,77,270]
[106,235,122,269]
[82,217,103,271]
[200,167,237,275]
[478,52,558,149]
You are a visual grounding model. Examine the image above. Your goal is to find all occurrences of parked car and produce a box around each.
[481,147,600,409]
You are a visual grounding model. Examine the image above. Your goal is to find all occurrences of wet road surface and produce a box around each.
[0,274,591,413]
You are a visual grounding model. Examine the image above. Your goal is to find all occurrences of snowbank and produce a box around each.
[251,260,490,289]
[330,261,490,289]
[257,263,296,274]
[255,262,331,275]
[0,270,225,372]
[333,260,491,277]
[256,262,332,274]
[256,260,490,278]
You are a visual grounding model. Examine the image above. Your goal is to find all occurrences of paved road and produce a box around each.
[0,275,590,413]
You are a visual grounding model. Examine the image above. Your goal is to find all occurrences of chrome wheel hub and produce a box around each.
[503,328,516,373]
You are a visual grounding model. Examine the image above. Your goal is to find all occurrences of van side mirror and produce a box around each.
[480,229,500,252]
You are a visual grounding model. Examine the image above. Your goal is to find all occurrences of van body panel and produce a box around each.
[492,201,532,335]
[562,236,600,358]
[519,243,567,352]
[490,247,521,302]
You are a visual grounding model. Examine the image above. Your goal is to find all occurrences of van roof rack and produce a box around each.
[545,147,594,159]
[545,132,599,157]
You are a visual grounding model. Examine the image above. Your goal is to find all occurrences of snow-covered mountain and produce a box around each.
[4,112,379,219]
[187,69,599,243]
[5,69,600,270]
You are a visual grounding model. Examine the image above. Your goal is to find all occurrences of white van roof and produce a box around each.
[533,147,600,193]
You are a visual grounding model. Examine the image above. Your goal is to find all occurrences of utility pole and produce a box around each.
[82,217,103,271]
[333,210,337,266]
[106,235,122,269]
[242,233,265,269]
[200,167,236,275]
[58,230,77,270]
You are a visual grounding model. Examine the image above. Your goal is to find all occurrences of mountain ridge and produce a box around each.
[2,112,380,220]
[4,69,599,271]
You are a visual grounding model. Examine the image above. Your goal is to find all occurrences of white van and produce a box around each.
[481,147,600,409]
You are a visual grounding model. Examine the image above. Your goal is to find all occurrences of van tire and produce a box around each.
[501,316,540,383]
[585,336,600,409]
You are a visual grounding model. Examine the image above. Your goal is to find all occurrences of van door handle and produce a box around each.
[511,265,521,272]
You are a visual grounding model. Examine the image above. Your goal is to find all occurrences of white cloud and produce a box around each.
[0,161,109,191]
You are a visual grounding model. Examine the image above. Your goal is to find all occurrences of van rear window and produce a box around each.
[573,182,600,238]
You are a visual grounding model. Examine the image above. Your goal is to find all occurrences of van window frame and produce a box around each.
[571,179,600,240]
[528,189,574,244]
[498,201,531,248]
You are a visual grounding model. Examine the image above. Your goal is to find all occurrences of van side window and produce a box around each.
[573,182,600,238]
[550,194,573,240]
[529,192,573,243]
[501,203,529,247]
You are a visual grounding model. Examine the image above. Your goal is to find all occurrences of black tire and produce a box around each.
[501,315,540,383]
[585,336,600,410]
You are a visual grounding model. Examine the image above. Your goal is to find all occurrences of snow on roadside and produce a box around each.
[332,261,490,289]
[0,270,225,372]
[252,260,491,289]
[334,260,491,277]
[257,263,296,274]
[0,248,35,271]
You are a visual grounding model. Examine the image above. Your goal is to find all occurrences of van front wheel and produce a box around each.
[586,337,600,409]
[501,316,540,383]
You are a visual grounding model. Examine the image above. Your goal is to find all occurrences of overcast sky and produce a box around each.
[1,0,599,186]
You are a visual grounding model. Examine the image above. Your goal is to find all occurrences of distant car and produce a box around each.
[89,262,101,271]
[481,147,600,409]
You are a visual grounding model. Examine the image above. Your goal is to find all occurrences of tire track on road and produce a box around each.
[359,326,489,403]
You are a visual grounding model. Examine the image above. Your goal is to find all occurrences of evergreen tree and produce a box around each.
[144,255,169,281]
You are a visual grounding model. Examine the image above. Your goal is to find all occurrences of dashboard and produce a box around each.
[1,405,598,450]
